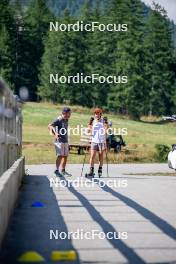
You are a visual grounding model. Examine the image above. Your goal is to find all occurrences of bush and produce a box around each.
[155,144,170,162]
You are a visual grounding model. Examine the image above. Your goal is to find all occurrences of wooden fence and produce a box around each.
[0,80,22,176]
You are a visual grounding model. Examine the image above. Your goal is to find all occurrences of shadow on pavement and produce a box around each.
[0,175,80,264]
[94,179,176,241]
[63,177,146,264]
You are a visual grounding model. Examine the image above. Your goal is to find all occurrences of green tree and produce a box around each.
[11,0,26,93]
[0,0,15,87]
[22,0,53,100]
[108,0,146,119]
[0,26,12,81]
[86,2,116,107]
[39,8,90,106]
[144,2,175,116]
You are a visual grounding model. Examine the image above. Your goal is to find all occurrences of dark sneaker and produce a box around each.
[61,170,72,177]
[54,170,62,177]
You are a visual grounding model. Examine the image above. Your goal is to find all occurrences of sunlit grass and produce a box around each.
[22,102,176,164]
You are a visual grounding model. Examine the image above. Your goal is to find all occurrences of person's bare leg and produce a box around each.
[60,156,67,170]
[99,151,104,167]
[98,150,104,176]
[90,150,96,167]
[56,156,62,170]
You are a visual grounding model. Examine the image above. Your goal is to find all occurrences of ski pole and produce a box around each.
[81,148,87,177]
[106,149,109,177]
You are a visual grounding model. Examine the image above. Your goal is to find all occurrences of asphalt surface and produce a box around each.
[0,164,176,264]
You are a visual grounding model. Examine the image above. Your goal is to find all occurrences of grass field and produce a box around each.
[22,102,176,164]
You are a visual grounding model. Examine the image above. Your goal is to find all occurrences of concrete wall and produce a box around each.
[0,156,25,246]
[0,80,24,246]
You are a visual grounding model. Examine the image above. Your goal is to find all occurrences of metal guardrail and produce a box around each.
[0,80,23,176]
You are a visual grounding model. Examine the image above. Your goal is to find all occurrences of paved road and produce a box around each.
[0,164,176,264]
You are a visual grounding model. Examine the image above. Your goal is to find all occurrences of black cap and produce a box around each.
[62,107,71,113]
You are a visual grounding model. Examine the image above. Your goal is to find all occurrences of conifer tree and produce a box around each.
[0,26,12,81]
[144,2,174,116]
[23,0,53,100]
[108,0,146,119]
[39,6,90,105]
[0,0,15,87]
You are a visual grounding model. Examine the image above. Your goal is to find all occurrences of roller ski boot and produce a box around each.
[85,167,95,178]
[98,166,102,178]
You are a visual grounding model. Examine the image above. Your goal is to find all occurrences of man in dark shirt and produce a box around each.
[48,107,71,177]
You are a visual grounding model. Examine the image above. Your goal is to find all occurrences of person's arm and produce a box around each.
[87,124,92,133]
[48,120,60,140]
[87,117,94,133]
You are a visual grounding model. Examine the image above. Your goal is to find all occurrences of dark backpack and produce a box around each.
[172,144,176,151]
